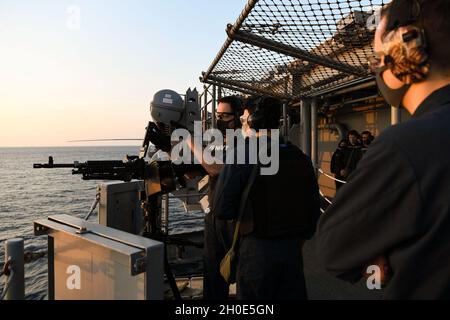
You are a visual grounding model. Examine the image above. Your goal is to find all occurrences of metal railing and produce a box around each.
[201,0,391,100]
[317,167,348,185]
[0,239,47,300]
[0,258,14,300]
[314,164,348,214]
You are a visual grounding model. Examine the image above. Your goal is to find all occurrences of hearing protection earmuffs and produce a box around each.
[381,0,430,84]
[246,97,269,131]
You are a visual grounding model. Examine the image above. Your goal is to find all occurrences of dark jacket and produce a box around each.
[342,144,363,176]
[212,147,253,222]
[316,84,450,299]
[330,147,346,175]
[214,139,320,240]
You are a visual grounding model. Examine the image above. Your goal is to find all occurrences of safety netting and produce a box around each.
[202,0,391,100]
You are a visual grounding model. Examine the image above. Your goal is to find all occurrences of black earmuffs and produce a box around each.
[247,97,268,130]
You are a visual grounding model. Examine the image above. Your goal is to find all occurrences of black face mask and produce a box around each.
[217,119,235,135]
[375,66,411,108]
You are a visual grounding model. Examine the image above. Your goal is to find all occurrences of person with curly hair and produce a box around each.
[316,0,450,299]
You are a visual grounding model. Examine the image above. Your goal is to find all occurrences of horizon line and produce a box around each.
[0,145,141,148]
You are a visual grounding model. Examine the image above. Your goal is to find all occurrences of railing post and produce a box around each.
[5,238,25,300]
[311,97,319,173]
[203,86,208,131]
[301,99,311,158]
[162,195,170,235]
[391,106,401,125]
[282,103,289,139]
[212,85,217,129]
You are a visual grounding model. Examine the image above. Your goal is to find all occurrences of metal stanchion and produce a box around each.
[301,99,311,158]
[212,84,217,129]
[162,194,170,235]
[391,106,401,125]
[311,97,318,175]
[4,238,25,300]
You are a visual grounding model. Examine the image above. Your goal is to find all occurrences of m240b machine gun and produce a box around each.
[34,155,179,192]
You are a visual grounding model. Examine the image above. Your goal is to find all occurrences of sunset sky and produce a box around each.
[0,0,246,147]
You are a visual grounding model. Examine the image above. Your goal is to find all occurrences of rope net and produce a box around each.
[203,0,391,100]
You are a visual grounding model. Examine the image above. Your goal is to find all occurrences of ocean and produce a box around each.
[0,146,204,300]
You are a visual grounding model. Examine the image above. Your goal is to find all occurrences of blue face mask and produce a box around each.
[375,65,411,108]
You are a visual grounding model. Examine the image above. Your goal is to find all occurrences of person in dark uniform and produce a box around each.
[148,95,243,299]
[341,130,363,180]
[316,0,450,299]
[330,139,348,191]
[186,96,244,300]
[214,96,321,300]
[361,131,374,147]
[361,131,375,154]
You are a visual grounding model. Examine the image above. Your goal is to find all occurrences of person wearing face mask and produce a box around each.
[316,0,450,299]
[147,95,244,299]
[213,96,320,300]
[185,95,244,300]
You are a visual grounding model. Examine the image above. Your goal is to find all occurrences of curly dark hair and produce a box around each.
[217,96,244,117]
[244,96,282,130]
[382,25,430,84]
[382,0,450,79]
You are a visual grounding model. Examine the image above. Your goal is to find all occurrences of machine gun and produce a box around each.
[33,153,205,204]
[33,89,204,300]
[34,156,168,182]
[33,88,204,234]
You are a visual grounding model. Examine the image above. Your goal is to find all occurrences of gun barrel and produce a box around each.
[33,156,78,169]
[33,163,76,169]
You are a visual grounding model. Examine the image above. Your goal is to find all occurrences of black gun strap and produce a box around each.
[229,165,259,253]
